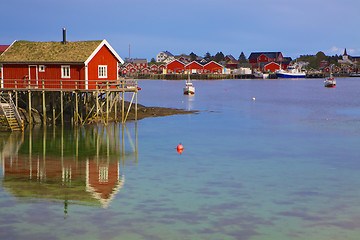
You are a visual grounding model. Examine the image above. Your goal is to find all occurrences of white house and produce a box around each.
[156,51,173,63]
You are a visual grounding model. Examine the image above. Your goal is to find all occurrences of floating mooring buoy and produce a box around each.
[177,144,184,154]
[252,97,256,101]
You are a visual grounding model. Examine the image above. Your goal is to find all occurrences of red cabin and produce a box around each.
[166,60,185,73]
[149,64,159,73]
[185,61,204,74]
[204,61,224,74]
[264,62,281,72]
[158,64,166,73]
[0,40,124,90]
[141,68,150,74]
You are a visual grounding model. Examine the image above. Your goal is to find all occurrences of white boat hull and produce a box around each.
[324,79,336,88]
[183,86,195,95]
[276,72,306,78]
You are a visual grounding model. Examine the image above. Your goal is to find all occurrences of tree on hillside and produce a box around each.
[189,52,197,61]
[238,52,247,63]
[214,52,225,63]
[316,51,327,61]
[150,58,156,63]
[204,52,212,60]
[296,51,342,70]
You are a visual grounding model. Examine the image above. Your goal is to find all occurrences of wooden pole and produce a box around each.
[106,82,109,125]
[96,91,99,116]
[15,91,18,109]
[61,80,64,126]
[28,90,32,125]
[42,90,46,126]
[60,91,63,126]
[15,79,18,108]
[52,93,56,126]
[135,80,138,123]
[122,81,125,123]
[75,91,78,125]
[114,92,117,121]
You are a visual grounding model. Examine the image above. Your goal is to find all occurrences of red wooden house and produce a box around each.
[185,61,204,74]
[141,68,150,74]
[125,63,134,70]
[128,67,137,74]
[158,64,166,73]
[204,61,224,74]
[133,59,148,70]
[166,60,186,73]
[225,59,239,69]
[248,52,283,64]
[121,68,128,75]
[0,39,124,90]
[149,64,159,73]
[264,62,281,72]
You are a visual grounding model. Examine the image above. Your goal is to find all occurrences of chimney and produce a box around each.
[62,28,66,44]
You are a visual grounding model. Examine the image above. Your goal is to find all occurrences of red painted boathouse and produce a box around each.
[0,39,124,90]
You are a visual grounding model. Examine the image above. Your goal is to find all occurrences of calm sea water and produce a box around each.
[1,78,360,240]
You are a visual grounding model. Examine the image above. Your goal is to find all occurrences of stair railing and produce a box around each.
[0,92,24,131]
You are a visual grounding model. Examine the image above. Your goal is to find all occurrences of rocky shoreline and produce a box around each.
[5,102,199,126]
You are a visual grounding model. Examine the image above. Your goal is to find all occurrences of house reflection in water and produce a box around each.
[0,123,137,210]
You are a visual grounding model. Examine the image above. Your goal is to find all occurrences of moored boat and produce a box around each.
[275,66,306,78]
[324,75,336,88]
[183,78,195,95]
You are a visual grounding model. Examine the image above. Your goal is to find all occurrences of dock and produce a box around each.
[0,79,139,131]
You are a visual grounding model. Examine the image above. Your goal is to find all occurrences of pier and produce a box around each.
[0,79,139,131]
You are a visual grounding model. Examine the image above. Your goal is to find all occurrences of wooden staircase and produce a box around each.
[0,92,24,131]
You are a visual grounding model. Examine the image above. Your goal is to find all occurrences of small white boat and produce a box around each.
[324,75,336,88]
[183,79,195,95]
[262,72,269,79]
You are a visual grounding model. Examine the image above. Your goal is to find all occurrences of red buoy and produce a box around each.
[177,144,184,154]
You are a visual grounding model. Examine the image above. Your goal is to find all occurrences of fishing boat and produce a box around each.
[183,75,195,95]
[324,74,336,88]
[275,65,306,78]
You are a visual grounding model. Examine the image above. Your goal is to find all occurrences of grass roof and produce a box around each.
[0,40,102,63]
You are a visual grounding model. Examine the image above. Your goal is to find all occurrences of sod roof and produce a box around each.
[0,40,102,63]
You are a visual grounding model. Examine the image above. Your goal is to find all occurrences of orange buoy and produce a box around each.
[177,148,183,154]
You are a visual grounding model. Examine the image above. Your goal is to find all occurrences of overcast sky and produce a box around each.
[1,0,359,60]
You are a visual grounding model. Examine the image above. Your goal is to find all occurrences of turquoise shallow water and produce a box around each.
[1,78,360,240]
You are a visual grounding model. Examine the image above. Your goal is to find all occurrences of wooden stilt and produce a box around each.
[114,92,117,121]
[28,90,32,125]
[60,91,64,126]
[61,80,64,126]
[135,86,138,122]
[122,89,125,123]
[15,91,18,109]
[106,84,109,125]
[52,93,56,126]
[42,91,46,126]
[75,91,78,125]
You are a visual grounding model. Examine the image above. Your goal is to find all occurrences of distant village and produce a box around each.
[120,49,360,77]
[1,38,359,80]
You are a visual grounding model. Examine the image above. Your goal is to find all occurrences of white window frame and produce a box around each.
[39,65,45,72]
[61,65,70,78]
[98,65,107,78]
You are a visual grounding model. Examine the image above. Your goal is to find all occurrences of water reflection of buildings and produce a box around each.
[0,123,137,210]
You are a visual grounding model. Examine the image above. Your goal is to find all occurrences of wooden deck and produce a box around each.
[0,79,138,92]
[0,79,139,129]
